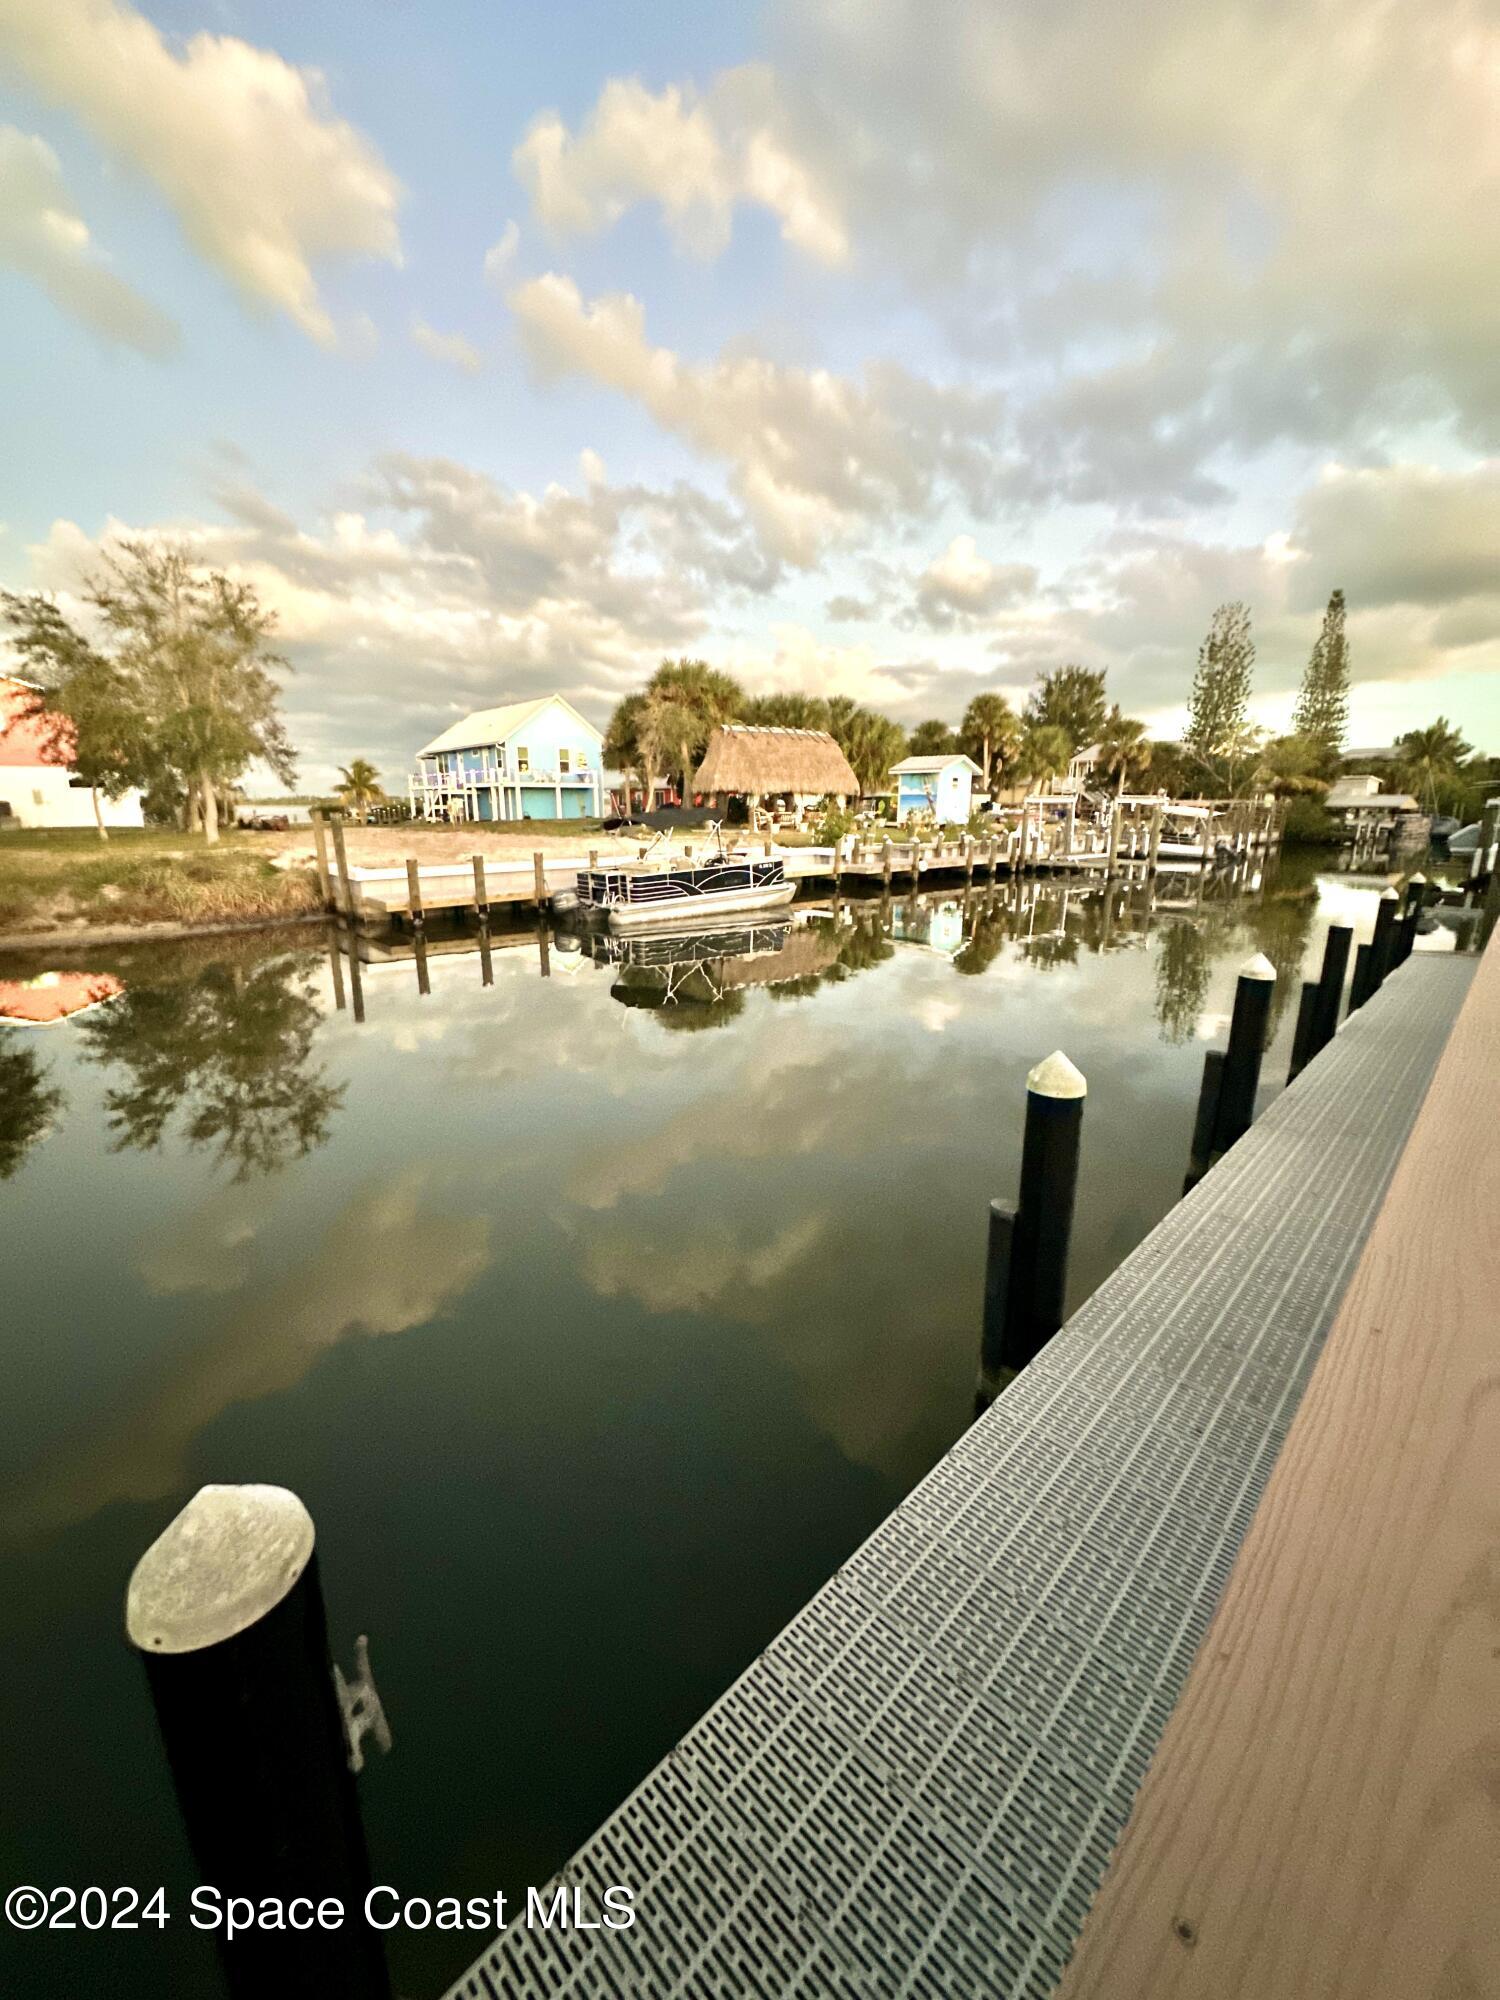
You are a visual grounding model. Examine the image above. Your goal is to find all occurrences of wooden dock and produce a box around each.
[443,940,1482,2000]
[312,800,1283,930]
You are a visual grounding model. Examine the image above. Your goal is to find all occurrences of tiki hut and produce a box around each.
[691,725,858,814]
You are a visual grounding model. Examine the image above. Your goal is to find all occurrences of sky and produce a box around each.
[1,0,1496,790]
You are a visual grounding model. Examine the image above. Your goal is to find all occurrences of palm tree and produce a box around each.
[908,718,959,756]
[603,693,656,815]
[1096,706,1151,799]
[644,659,744,795]
[1017,722,1072,794]
[842,709,909,796]
[960,693,1022,792]
[1395,718,1472,811]
[640,690,707,801]
[335,758,384,822]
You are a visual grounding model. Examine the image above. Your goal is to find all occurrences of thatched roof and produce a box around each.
[692,724,858,798]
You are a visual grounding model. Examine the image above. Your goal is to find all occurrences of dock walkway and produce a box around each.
[445,947,1476,2000]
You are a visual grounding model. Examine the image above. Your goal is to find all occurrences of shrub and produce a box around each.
[1280,796,1338,846]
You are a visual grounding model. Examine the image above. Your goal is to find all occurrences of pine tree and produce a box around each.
[1292,589,1350,769]
[1184,602,1255,783]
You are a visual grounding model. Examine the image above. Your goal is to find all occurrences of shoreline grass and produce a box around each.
[0,828,322,937]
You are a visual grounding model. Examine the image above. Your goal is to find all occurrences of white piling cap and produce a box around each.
[1409,872,1426,884]
[1239,952,1277,981]
[126,1484,314,1655]
[1028,1049,1087,1098]
[1380,886,1399,900]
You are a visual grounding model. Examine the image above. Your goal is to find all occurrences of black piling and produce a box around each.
[1184,1048,1226,1192]
[1311,923,1351,1054]
[1369,887,1400,992]
[1287,979,1319,1084]
[1347,941,1374,1014]
[975,1198,1018,1409]
[1212,953,1276,1154]
[1000,1051,1086,1372]
[413,929,431,997]
[125,1486,391,2000]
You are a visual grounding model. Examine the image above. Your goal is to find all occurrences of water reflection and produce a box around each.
[0,1032,62,1180]
[1155,920,1211,1043]
[78,945,344,1177]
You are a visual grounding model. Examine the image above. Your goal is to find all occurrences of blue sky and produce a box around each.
[2,0,1496,786]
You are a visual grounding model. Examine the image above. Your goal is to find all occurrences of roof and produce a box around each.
[0,676,74,769]
[1333,793,1420,812]
[891,754,984,776]
[692,724,858,798]
[415,693,601,759]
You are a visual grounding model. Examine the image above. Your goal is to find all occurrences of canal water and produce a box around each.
[0,853,1419,1995]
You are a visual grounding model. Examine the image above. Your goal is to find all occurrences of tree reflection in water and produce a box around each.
[78,946,344,1177]
[1154,919,1212,1043]
[0,1033,63,1180]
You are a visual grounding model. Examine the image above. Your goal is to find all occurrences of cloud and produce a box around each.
[1288,461,1500,612]
[21,452,783,783]
[0,1168,490,1544]
[0,124,177,354]
[510,272,1009,563]
[514,67,846,264]
[411,317,483,374]
[910,535,1037,629]
[0,0,401,344]
[481,219,519,287]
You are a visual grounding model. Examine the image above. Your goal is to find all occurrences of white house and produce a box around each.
[0,675,145,830]
[890,753,983,825]
[409,695,606,822]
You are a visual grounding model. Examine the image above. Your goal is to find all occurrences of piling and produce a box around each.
[472,853,488,917]
[537,922,551,978]
[1403,871,1426,915]
[1369,887,1400,992]
[310,811,334,911]
[405,857,424,929]
[1287,980,1320,1084]
[1106,803,1122,876]
[125,1485,391,2000]
[413,930,431,997]
[1347,941,1374,1014]
[328,813,354,922]
[1212,953,1276,1154]
[533,850,547,908]
[1001,1051,1086,1371]
[478,925,494,988]
[328,937,346,1013]
[1311,923,1351,1055]
[883,841,893,889]
[1185,1049,1226,1190]
[978,1197,1017,1387]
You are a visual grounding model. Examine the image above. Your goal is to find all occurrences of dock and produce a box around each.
[444,941,1490,1999]
[311,798,1283,930]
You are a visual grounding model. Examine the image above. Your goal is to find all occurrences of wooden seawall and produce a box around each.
[443,941,1489,2000]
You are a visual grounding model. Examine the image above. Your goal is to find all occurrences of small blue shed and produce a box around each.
[890,753,983,825]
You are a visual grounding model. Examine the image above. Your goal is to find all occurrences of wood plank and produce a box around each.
[1056,937,1500,2000]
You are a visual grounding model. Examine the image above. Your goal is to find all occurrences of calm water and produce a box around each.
[0,853,1412,1995]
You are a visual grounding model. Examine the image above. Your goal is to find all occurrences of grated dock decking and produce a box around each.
[447,952,1475,2000]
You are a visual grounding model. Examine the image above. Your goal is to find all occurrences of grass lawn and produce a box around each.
[0,826,321,936]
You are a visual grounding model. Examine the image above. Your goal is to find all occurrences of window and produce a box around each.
[559,748,571,774]
[516,745,529,773]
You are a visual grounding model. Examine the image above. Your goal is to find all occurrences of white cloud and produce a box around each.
[1288,461,1500,612]
[411,317,483,374]
[20,453,782,784]
[911,535,1037,629]
[0,0,401,344]
[513,67,846,264]
[510,272,1008,563]
[0,124,176,353]
[481,218,519,287]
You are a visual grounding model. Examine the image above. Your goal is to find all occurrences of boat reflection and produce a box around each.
[583,917,840,1024]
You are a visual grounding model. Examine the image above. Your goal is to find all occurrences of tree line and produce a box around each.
[604,590,1488,820]
[4,542,1487,844]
